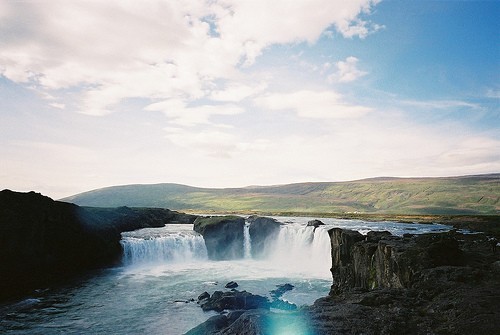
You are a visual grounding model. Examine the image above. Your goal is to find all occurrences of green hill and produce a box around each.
[61,174,500,215]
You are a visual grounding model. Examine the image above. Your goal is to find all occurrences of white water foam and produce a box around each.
[120,224,208,265]
[264,224,332,278]
[243,221,252,259]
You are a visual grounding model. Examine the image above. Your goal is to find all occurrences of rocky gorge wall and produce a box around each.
[305,228,500,334]
[0,190,196,301]
[328,228,466,294]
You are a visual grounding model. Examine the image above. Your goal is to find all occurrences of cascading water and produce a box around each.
[264,224,332,278]
[3,217,450,335]
[243,221,252,259]
[120,224,208,265]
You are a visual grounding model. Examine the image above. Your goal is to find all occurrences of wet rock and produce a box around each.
[184,314,229,335]
[307,219,325,229]
[246,216,281,258]
[186,309,313,335]
[193,216,245,260]
[199,290,270,312]
[270,283,294,299]
[197,291,210,301]
[225,281,238,289]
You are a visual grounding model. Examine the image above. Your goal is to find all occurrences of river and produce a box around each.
[0,217,450,334]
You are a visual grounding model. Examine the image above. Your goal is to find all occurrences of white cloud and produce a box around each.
[0,0,380,116]
[164,127,237,158]
[255,90,371,119]
[49,102,65,110]
[485,88,500,99]
[163,126,270,158]
[210,82,267,102]
[328,56,367,83]
[436,137,500,167]
[400,99,478,110]
[146,99,244,126]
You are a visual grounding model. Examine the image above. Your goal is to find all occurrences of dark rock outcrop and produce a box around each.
[305,228,500,334]
[225,281,238,289]
[186,309,314,335]
[194,216,245,260]
[0,189,195,301]
[198,291,210,301]
[307,219,324,229]
[198,290,270,312]
[246,215,281,258]
[329,228,468,294]
[269,283,294,300]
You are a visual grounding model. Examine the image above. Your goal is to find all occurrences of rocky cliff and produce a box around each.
[328,228,465,294]
[246,215,281,258]
[193,216,245,260]
[0,189,196,301]
[306,228,500,334]
[193,215,282,260]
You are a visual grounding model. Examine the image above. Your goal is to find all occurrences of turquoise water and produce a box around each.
[0,218,450,334]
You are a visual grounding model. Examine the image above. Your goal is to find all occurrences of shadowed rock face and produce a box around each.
[246,215,281,258]
[305,228,500,334]
[0,189,195,301]
[193,215,282,260]
[193,216,245,260]
[328,228,467,294]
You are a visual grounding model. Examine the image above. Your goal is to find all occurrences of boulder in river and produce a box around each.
[194,216,245,260]
[307,219,325,229]
[198,290,270,312]
[225,281,238,289]
[246,215,282,258]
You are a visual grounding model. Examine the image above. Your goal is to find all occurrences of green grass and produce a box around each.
[61,174,500,215]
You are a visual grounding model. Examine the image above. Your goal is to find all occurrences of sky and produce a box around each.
[0,0,499,199]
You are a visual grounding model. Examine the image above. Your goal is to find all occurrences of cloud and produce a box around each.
[0,0,380,115]
[210,82,267,102]
[484,88,500,99]
[163,126,270,158]
[254,90,371,119]
[436,137,500,167]
[146,99,245,127]
[400,99,478,110]
[328,56,368,83]
[49,102,65,110]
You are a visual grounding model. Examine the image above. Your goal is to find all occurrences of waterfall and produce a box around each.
[265,224,331,278]
[243,221,252,259]
[120,225,208,265]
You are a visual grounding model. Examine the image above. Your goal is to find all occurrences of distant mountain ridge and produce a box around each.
[62,174,500,215]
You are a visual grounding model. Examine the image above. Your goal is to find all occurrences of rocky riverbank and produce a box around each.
[186,228,499,334]
[0,190,196,301]
[305,228,500,334]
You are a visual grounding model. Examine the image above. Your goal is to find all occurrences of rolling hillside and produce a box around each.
[61,174,500,215]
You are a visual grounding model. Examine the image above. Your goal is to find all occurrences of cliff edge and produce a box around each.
[0,190,195,301]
